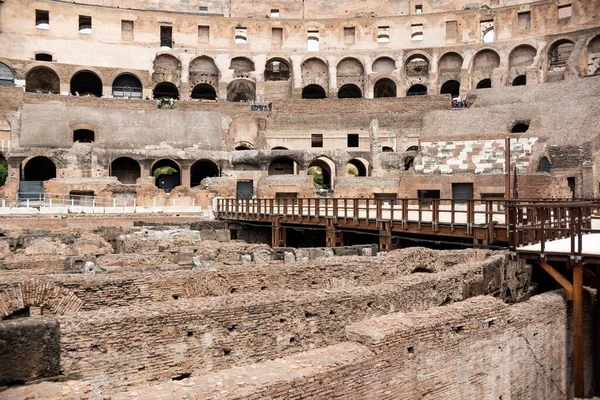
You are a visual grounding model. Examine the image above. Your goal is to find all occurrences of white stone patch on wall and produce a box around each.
[416,138,538,174]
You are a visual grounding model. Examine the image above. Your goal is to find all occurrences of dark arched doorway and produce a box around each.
[191,84,217,100]
[152,159,180,191]
[111,157,140,184]
[476,79,492,89]
[26,67,60,94]
[302,84,327,99]
[407,84,427,96]
[190,160,219,187]
[440,80,460,97]
[153,82,179,99]
[373,78,397,98]
[512,75,527,86]
[112,74,143,98]
[70,71,102,96]
[337,84,362,99]
[346,159,368,177]
[23,156,56,181]
[308,157,334,189]
[268,157,295,175]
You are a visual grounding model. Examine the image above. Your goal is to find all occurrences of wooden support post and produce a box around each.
[573,263,584,399]
[325,218,342,248]
[539,261,573,300]
[271,222,286,248]
[379,222,392,252]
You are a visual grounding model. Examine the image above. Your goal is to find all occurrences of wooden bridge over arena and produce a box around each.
[216,197,600,398]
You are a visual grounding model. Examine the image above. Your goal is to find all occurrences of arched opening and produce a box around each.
[538,157,551,173]
[406,146,419,151]
[476,79,492,89]
[440,80,460,97]
[0,63,15,87]
[268,157,295,175]
[35,53,52,62]
[112,74,143,98]
[190,160,219,187]
[189,56,218,91]
[382,146,394,152]
[22,156,56,181]
[346,159,368,177]
[374,78,397,98]
[511,122,530,133]
[372,57,396,74]
[25,67,60,94]
[338,84,362,99]
[191,84,217,100]
[110,157,140,184]
[301,58,328,92]
[152,159,180,191]
[229,57,255,78]
[472,49,500,88]
[235,141,254,151]
[548,40,575,69]
[265,59,291,81]
[0,154,6,186]
[587,36,600,76]
[438,52,463,83]
[70,71,102,96]
[404,156,415,171]
[271,146,289,150]
[512,75,527,86]
[153,82,179,99]
[407,84,427,96]
[308,157,335,189]
[405,55,429,77]
[227,79,255,102]
[152,54,181,84]
[302,84,327,99]
[73,129,94,143]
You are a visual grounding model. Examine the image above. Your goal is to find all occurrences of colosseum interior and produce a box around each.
[1,0,600,398]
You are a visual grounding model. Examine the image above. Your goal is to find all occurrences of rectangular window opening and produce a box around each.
[235,27,247,44]
[557,4,572,19]
[161,25,173,48]
[415,5,423,13]
[452,183,474,203]
[79,15,92,34]
[270,9,280,18]
[271,27,283,48]
[480,20,494,43]
[446,20,458,41]
[35,10,49,29]
[121,20,134,41]
[35,53,52,62]
[308,30,319,51]
[311,134,323,148]
[347,134,359,148]
[344,27,355,45]
[518,11,531,30]
[377,26,390,43]
[199,6,208,14]
[411,24,423,41]
[198,25,210,43]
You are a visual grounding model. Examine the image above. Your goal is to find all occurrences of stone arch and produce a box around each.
[438,52,463,86]
[382,146,394,152]
[373,78,397,98]
[22,156,56,181]
[302,84,327,99]
[548,39,575,70]
[235,141,255,150]
[346,158,369,177]
[308,156,335,188]
[407,84,427,96]
[271,146,288,150]
[301,58,328,91]
[112,73,143,98]
[508,45,537,84]
[152,159,181,191]
[372,57,396,74]
[471,49,500,88]
[512,75,527,86]
[476,79,492,89]
[190,159,219,187]
[152,53,181,84]
[336,57,364,93]
[191,83,217,100]
[440,80,460,97]
[153,82,179,99]
[538,156,551,173]
[265,58,291,81]
[227,79,256,102]
[268,157,296,175]
[70,70,102,96]
[586,35,600,76]
[25,66,60,94]
[0,62,15,86]
[0,279,84,319]
[110,157,141,184]
[230,57,255,78]
[405,54,429,78]
[189,56,219,88]
[338,84,362,99]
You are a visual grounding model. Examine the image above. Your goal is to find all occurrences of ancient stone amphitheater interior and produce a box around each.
[1,0,600,398]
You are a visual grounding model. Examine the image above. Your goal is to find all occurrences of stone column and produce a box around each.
[290,55,304,98]
[253,54,267,102]
[179,54,191,100]
[326,55,338,98]
[214,54,232,101]
[429,49,439,95]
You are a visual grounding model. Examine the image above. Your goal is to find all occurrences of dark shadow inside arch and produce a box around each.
[407,84,427,96]
[23,156,56,181]
[538,157,551,173]
[337,84,362,99]
[112,74,143,98]
[191,84,217,100]
[374,78,397,98]
[308,159,332,189]
[227,80,256,102]
[476,79,492,89]
[268,157,295,175]
[111,157,140,184]
[440,80,460,97]
[73,129,94,143]
[70,71,102,96]
[265,59,291,81]
[512,75,527,86]
[382,146,394,152]
[347,159,367,177]
[191,160,219,187]
[26,67,60,94]
[153,82,179,99]
[152,159,180,191]
[302,84,327,99]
